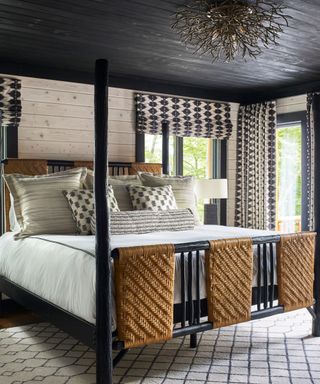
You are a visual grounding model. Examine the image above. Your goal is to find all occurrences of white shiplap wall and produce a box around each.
[277,94,306,115]
[13,76,136,162]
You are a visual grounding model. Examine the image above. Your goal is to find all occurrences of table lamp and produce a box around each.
[195,179,228,225]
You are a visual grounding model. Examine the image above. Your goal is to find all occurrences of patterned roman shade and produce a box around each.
[0,77,22,128]
[136,93,233,139]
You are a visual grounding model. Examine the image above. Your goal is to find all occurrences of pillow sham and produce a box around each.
[3,168,87,239]
[91,208,195,235]
[127,185,177,211]
[84,170,142,211]
[63,186,120,235]
[9,194,20,232]
[139,173,200,223]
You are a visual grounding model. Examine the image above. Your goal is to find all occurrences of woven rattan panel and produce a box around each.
[129,162,162,175]
[4,159,48,231]
[74,161,93,170]
[277,232,316,312]
[115,244,175,348]
[206,238,253,328]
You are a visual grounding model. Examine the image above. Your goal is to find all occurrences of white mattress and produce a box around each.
[0,225,279,327]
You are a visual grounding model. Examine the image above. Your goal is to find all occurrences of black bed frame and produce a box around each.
[1,60,320,384]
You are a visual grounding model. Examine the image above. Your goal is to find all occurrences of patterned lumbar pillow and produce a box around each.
[63,185,120,235]
[127,185,177,211]
[91,208,195,235]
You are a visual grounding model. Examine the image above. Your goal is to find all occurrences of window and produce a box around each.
[144,134,176,175]
[276,113,304,232]
[183,137,211,178]
[142,133,218,222]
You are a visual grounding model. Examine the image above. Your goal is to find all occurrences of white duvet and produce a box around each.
[0,225,279,326]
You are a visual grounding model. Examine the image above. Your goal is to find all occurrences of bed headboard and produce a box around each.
[2,159,162,233]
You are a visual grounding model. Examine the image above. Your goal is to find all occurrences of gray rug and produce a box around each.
[0,309,319,384]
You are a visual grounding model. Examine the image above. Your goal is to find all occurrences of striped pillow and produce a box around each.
[91,209,195,235]
[84,170,142,211]
[4,168,87,239]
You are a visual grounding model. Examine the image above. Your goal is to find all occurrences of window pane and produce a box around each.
[276,125,302,232]
[183,137,211,178]
[144,134,175,175]
[183,137,212,222]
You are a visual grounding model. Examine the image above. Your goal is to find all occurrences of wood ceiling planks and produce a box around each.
[1,0,320,102]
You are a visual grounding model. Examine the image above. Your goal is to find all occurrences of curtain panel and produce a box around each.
[235,101,277,230]
[305,93,320,231]
[0,77,22,128]
[136,93,233,139]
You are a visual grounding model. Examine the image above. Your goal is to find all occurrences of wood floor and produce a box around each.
[0,299,40,329]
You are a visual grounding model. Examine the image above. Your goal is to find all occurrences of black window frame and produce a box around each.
[136,131,227,224]
[277,111,307,231]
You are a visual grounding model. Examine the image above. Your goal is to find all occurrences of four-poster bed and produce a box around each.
[0,59,319,384]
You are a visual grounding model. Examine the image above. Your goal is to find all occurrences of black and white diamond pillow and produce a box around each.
[63,185,120,234]
[127,185,178,211]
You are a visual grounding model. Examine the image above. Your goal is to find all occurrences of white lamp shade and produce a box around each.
[195,179,228,199]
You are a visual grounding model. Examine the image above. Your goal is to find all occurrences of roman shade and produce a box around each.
[136,93,233,139]
[0,77,22,128]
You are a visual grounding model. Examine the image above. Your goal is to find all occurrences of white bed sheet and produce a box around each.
[0,225,279,327]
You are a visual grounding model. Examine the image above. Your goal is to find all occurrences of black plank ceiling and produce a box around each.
[1,0,320,102]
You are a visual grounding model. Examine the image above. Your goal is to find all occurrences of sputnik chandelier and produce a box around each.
[172,0,291,61]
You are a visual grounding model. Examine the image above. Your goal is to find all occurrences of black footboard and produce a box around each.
[111,235,285,349]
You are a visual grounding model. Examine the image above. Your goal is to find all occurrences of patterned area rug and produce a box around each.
[0,309,319,384]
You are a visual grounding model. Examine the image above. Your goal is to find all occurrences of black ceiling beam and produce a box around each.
[1,60,320,105]
[242,79,320,104]
[0,60,245,103]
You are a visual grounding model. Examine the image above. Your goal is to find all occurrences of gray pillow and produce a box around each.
[4,168,87,239]
[91,209,195,235]
[139,173,199,224]
[84,170,142,211]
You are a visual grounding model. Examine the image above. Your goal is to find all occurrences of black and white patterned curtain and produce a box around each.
[235,101,277,230]
[305,93,319,231]
[0,77,22,128]
[136,93,233,139]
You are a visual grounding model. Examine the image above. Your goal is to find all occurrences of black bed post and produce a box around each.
[94,59,113,383]
[312,94,320,337]
[162,122,170,175]
[0,113,6,236]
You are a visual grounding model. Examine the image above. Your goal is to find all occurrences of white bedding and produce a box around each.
[0,225,279,327]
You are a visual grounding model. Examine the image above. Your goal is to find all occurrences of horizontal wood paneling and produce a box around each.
[8,76,136,162]
[277,94,306,115]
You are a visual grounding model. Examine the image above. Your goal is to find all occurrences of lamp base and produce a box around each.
[204,203,218,225]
